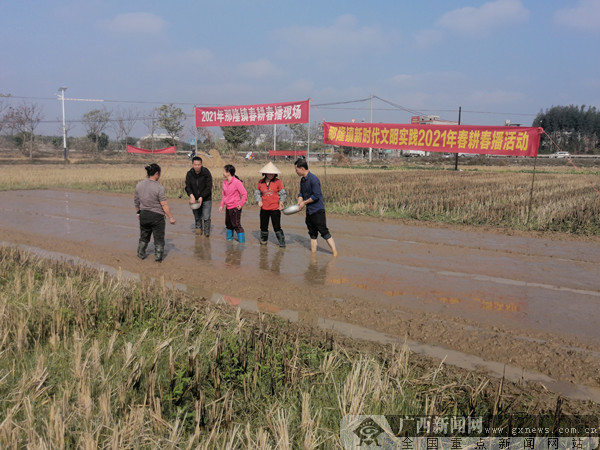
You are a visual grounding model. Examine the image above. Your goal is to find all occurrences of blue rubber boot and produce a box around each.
[237,232,245,243]
[226,229,233,241]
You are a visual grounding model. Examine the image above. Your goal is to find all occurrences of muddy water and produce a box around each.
[1,189,600,398]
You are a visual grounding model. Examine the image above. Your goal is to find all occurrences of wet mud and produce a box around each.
[1,189,600,401]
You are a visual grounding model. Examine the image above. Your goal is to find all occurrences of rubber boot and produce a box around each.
[237,232,245,243]
[195,221,202,235]
[275,230,286,248]
[260,231,269,245]
[226,229,233,241]
[154,245,164,262]
[137,241,148,260]
[203,219,211,237]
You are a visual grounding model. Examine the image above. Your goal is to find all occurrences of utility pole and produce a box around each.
[58,87,67,161]
[56,88,104,161]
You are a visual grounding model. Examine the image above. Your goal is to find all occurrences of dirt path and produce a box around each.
[1,189,600,403]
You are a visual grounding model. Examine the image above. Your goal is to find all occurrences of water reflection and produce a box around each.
[304,254,333,285]
[225,241,243,266]
[258,246,284,274]
[194,236,212,261]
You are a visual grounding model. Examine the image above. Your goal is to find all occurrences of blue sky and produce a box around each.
[1,0,599,137]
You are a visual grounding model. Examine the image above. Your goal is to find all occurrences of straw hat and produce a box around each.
[258,161,281,174]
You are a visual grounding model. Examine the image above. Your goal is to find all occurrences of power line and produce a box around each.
[372,95,426,116]
[312,97,372,107]
[2,94,539,120]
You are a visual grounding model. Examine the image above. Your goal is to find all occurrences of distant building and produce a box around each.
[401,115,461,157]
[137,133,178,143]
[411,115,458,126]
[136,134,180,148]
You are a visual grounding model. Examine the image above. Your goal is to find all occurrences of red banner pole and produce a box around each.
[307,98,311,162]
[526,154,539,225]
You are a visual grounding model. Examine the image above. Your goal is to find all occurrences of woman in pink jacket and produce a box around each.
[219,164,247,243]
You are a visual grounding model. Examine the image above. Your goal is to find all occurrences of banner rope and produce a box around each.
[311,103,376,211]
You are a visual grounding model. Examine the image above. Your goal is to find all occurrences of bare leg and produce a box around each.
[310,238,318,253]
[326,237,338,257]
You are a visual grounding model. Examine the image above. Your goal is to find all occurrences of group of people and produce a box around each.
[133,157,337,262]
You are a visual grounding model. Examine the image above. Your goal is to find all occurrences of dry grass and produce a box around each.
[1,160,598,234]
[0,245,575,448]
[322,170,600,233]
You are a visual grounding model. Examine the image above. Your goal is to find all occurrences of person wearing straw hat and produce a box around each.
[254,161,287,247]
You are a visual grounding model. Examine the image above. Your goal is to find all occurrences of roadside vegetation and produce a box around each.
[1,246,594,448]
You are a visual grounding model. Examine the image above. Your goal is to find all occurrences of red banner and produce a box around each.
[126,145,175,154]
[323,122,542,157]
[196,99,310,127]
[269,150,307,156]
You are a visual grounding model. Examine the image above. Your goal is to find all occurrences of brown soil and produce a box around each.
[1,188,599,413]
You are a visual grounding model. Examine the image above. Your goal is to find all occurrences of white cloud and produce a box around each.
[100,12,167,35]
[437,0,529,37]
[237,59,284,79]
[554,0,600,32]
[273,14,389,55]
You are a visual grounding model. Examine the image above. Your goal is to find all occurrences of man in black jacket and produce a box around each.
[185,156,213,236]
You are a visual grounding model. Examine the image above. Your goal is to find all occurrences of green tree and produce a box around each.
[82,109,111,153]
[533,105,600,154]
[157,104,186,148]
[87,132,110,151]
[221,126,250,156]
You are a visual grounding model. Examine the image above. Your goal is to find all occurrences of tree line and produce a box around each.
[533,105,600,154]
[2,96,597,159]
[0,99,194,158]
[0,97,323,160]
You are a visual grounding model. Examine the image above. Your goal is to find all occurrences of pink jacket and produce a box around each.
[220,177,247,209]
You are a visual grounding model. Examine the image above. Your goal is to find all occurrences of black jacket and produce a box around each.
[185,167,213,201]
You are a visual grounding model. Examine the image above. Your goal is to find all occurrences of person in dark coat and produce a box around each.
[185,156,213,236]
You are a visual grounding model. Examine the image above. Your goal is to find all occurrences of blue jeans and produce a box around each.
[192,200,212,226]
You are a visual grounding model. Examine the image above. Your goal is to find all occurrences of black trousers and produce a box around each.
[259,209,282,232]
[305,209,331,240]
[139,210,166,248]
